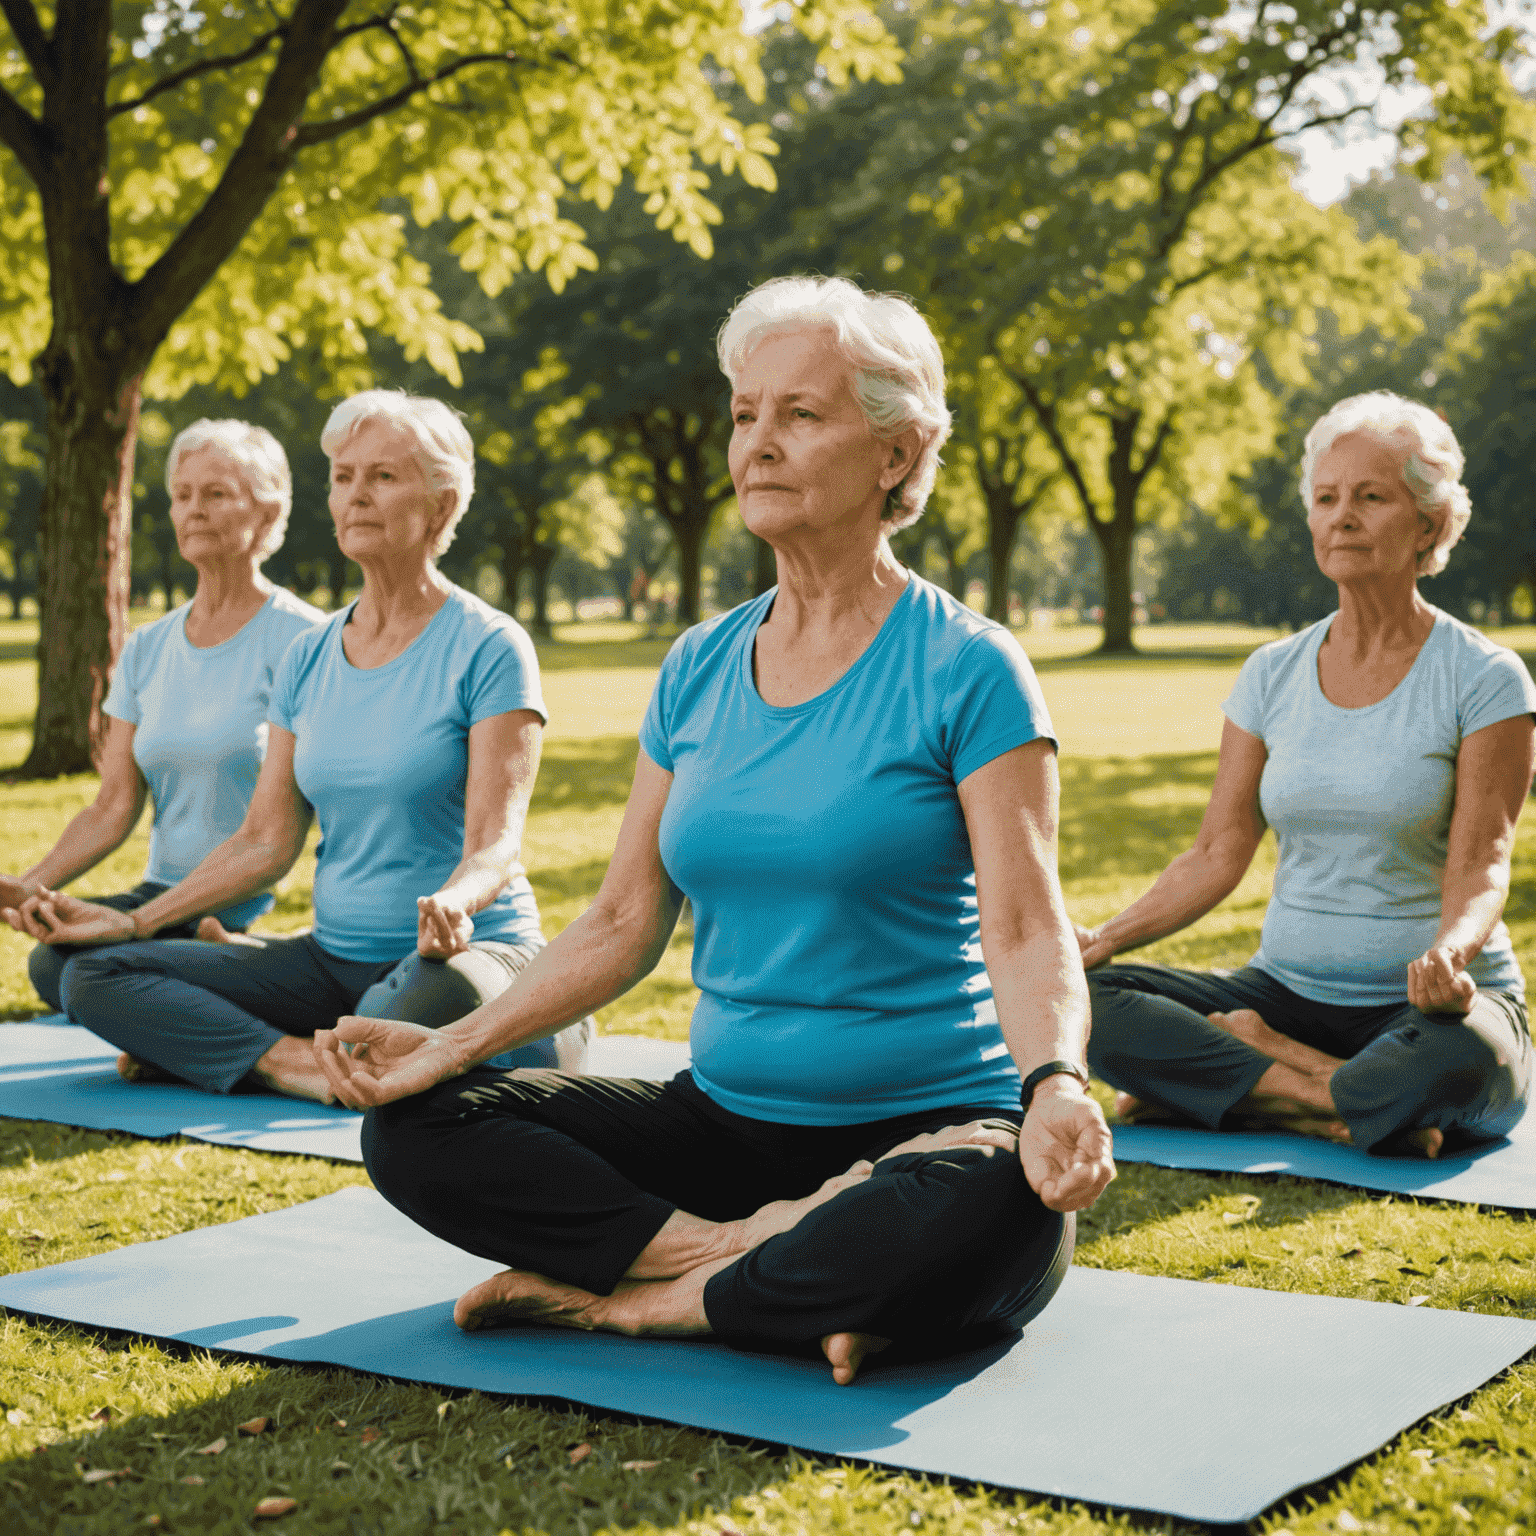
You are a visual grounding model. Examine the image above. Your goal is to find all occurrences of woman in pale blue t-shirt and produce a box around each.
[20,391,588,1100]
[1,419,323,1010]
[309,279,1114,1385]
[1081,393,1535,1158]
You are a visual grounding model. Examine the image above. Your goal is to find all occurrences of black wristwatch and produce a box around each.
[1021,1059,1091,1111]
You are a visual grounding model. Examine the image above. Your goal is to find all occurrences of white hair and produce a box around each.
[320,389,475,560]
[166,419,293,562]
[716,275,953,530]
[1300,392,1471,577]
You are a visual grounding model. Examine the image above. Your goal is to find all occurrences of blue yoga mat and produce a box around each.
[2,1186,1531,1523]
[0,1020,692,1162]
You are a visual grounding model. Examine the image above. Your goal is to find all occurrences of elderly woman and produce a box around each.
[1080,392,1535,1158]
[1,421,323,1009]
[314,277,1114,1384]
[15,390,588,1099]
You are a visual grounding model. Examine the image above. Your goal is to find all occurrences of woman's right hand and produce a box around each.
[3,890,137,946]
[0,874,38,911]
[1074,922,1115,970]
[313,1017,468,1108]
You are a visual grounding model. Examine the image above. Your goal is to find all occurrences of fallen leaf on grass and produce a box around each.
[238,1417,270,1436]
[1221,1196,1262,1226]
[358,1426,382,1445]
[182,1476,204,1486]
[568,1442,592,1465]
[1398,1266,1430,1277]
[622,1459,662,1471]
[89,1406,111,1422]
[331,1418,347,1429]
[194,1436,227,1455]
[1450,1505,1472,1522]
[5,1408,27,1425]
[330,1460,352,1474]
[144,1518,163,1530]
[80,1467,130,1484]
[17,1231,46,1245]
[1337,1512,1363,1531]
[436,1401,452,1420]
[1407,1296,1431,1307]
[254,1495,298,1519]
[1339,1247,1363,1259]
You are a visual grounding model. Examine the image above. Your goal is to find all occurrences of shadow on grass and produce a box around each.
[532,737,640,815]
[1059,752,1220,884]
[534,636,679,673]
[0,1117,149,1171]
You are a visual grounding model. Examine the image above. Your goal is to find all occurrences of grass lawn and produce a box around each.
[2,620,1535,1535]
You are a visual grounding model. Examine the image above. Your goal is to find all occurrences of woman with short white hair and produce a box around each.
[19,390,589,1098]
[312,278,1114,1384]
[1081,391,1534,1157]
[2,419,324,1008]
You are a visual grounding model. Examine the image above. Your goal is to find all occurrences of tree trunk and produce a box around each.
[528,546,557,638]
[499,553,524,620]
[21,366,140,776]
[985,500,1023,624]
[753,533,776,596]
[672,518,706,626]
[1092,514,1138,654]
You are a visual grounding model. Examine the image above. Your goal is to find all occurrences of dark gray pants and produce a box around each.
[27,879,272,1013]
[1087,963,1531,1154]
[59,931,591,1095]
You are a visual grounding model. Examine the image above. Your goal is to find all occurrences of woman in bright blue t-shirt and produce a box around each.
[315,279,1115,1385]
[21,391,588,1100]
[2,419,323,1009]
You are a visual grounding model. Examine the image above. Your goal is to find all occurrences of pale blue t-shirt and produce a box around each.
[268,585,547,963]
[103,588,324,925]
[1223,609,1536,1005]
[640,574,1057,1126]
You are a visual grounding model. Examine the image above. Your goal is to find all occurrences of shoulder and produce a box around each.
[276,608,344,676]
[664,592,773,680]
[1432,610,1536,707]
[897,576,1033,682]
[118,603,189,670]
[265,587,328,630]
[1233,618,1328,692]
[437,584,539,664]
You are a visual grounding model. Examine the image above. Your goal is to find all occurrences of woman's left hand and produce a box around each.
[3,890,137,946]
[417,893,474,959]
[1407,946,1478,1016]
[1018,1084,1116,1212]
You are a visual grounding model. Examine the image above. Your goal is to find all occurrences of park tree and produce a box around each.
[780,0,1535,649]
[0,0,899,776]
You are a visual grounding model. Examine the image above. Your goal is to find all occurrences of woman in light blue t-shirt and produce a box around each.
[1,419,323,1009]
[18,391,588,1099]
[1081,393,1535,1158]
[309,279,1114,1384]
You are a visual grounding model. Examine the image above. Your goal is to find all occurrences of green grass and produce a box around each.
[2,620,1535,1535]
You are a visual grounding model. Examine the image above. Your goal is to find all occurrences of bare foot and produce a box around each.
[1229,1092,1352,1144]
[1111,1092,1189,1124]
[115,1053,179,1085]
[1207,1010,1346,1079]
[455,1268,603,1333]
[195,917,264,947]
[821,1331,891,1386]
[253,1036,335,1104]
[731,1163,877,1252]
[1408,1126,1444,1159]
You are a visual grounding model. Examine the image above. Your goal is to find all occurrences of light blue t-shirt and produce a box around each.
[103,588,324,926]
[639,574,1057,1126]
[268,584,547,963]
[1223,609,1536,1004]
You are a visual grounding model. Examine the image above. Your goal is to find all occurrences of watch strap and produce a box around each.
[1021,1059,1090,1110]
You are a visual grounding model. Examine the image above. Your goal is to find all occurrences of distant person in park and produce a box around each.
[1079,392,1534,1158]
[0,420,324,1011]
[313,277,1115,1384]
[12,390,588,1099]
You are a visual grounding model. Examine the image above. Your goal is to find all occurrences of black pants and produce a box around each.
[364,1069,1073,1358]
[1087,963,1532,1154]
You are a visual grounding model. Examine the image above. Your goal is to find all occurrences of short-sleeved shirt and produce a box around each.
[269,584,547,963]
[1222,609,1536,1004]
[639,574,1057,1126]
[104,588,324,925]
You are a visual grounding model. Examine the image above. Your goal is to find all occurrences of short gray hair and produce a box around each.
[716,276,953,530]
[166,420,292,562]
[320,389,475,560]
[1300,392,1471,577]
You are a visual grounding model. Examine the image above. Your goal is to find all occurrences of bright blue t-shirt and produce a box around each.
[639,574,1056,1126]
[268,585,547,962]
[1223,609,1536,1004]
[103,588,324,926]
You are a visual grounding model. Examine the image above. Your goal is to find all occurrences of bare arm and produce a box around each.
[1407,713,1536,1014]
[9,728,311,945]
[1077,718,1268,968]
[959,738,1115,1213]
[414,709,545,959]
[1,717,148,907]
[316,750,685,1106]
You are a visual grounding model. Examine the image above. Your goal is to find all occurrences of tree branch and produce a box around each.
[108,25,287,117]
[0,78,46,182]
[1002,358,1104,527]
[0,0,55,89]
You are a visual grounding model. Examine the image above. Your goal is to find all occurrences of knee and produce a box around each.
[56,946,130,1019]
[359,953,485,1030]
[360,1099,429,1202]
[26,943,67,1012]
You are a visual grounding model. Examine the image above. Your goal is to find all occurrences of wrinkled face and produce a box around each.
[1307,431,1435,585]
[328,418,452,563]
[169,446,275,567]
[727,327,908,544]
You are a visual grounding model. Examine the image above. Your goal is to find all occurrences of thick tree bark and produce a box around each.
[984,499,1023,624]
[499,554,525,620]
[1089,512,1137,654]
[527,543,558,638]
[671,519,706,626]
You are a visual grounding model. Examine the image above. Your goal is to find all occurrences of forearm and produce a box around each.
[988,923,1092,1076]
[1433,863,1512,968]
[130,834,298,937]
[23,803,141,892]
[1092,845,1248,958]
[434,832,523,915]
[437,894,680,1066]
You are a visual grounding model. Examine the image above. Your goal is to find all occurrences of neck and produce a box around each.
[768,524,906,631]
[350,552,448,630]
[189,558,270,619]
[1329,576,1434,651]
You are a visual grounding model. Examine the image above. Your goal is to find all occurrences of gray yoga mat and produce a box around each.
[0,1019,690,1161]
[1,1186,1530,1523]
